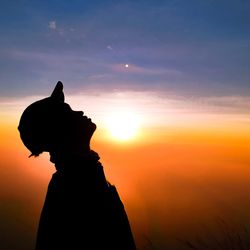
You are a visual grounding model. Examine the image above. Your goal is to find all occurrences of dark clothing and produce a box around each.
[36,154,136,250]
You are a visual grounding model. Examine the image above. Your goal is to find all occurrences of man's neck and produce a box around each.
[49,149,100,170]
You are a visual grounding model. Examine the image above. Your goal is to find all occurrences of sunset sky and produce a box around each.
[1,0,250,249]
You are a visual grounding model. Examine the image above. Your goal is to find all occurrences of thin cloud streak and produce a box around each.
[110,63,182,76]
[1,92,250,130]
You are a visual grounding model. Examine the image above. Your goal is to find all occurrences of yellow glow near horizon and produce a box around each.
[104,109,141,141]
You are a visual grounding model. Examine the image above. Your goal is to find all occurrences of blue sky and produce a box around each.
[0,0,250,98]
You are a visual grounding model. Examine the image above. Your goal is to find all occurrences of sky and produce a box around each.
[1,0,250,98]
[1,0,250,249]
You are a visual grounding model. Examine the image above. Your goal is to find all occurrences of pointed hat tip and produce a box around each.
[50,81,64,102]
[56,81,63,89]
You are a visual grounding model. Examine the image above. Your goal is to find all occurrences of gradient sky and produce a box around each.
[1,1,250,249]
[1,0,250,98]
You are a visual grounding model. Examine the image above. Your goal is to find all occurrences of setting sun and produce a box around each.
[104,109,141,141]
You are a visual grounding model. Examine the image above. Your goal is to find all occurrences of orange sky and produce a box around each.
[1,106,250,249]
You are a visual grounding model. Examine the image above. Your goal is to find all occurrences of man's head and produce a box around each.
[18,81,96,156]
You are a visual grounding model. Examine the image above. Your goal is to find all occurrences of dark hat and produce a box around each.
[18,81,65,156]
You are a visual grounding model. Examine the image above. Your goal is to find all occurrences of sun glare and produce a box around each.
[104,110,140,141]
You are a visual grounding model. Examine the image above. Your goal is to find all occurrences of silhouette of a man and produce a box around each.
[18,82,136,250]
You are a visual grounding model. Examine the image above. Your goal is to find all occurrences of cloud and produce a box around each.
[111,63,182,76]
[48,20,56,30]
[2,90,250,131]
[193,95,250,114]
